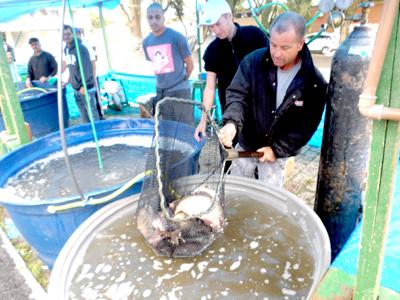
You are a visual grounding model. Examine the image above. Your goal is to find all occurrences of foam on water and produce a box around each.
[2,135,193,202]
[69,195,315,299]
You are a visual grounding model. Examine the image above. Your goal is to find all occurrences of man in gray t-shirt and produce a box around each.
[143,3,194,122]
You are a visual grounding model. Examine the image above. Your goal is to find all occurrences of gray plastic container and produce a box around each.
[48,176,331,299]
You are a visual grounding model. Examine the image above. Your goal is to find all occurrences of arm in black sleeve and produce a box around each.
[271,82,327,158]
[222,57,252,132]
[255,27,269,48]
[48,53,58,77]
[27,58,34,80]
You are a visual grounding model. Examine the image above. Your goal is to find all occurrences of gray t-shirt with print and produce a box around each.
[276,60,301,108]
[143,27,191,91]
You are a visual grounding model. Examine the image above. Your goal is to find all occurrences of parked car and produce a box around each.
[306,33,340,55]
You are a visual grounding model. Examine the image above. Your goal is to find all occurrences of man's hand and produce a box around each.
[79,86,86,95]
[25,78,33,88]
[39,76,48,83]
[218,123,237,148]
[257,146,276,162]
[194,118,207,142]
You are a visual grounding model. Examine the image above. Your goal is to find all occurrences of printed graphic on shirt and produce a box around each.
[65,54,76,66]
[146,44,174,74]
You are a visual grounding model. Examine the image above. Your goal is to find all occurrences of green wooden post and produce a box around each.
[353,8,400,300]
[0,33,30,148]
[99,3,112,70]
[313,7,400,300]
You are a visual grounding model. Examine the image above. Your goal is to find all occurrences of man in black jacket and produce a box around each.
[63,25,100,123]
[194,0,268,141]
[219,12,327,187]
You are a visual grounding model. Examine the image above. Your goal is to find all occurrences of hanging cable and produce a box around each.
[247,1,324,36]
[57,0,86,201]
[247,0,289,35]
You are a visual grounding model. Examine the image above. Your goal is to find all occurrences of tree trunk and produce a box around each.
[339,0,363,43]
[120,0,143,44]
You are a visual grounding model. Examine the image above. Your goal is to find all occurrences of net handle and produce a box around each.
[225,149,263,160]
[206,111,263,161]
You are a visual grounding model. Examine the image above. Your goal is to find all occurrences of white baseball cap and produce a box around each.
[199,0,232,26]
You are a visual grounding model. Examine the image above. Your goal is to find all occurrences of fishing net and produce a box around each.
[136,97,226,257]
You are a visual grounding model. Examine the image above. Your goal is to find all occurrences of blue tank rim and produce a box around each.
[17,88,58,102]
[0,118,204,207]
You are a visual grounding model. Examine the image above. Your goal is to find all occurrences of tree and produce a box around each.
[285,0,313,21]
[226,0,241,15]
[120,0,143,44]
[247,0,313,31]
[163,0,187,35]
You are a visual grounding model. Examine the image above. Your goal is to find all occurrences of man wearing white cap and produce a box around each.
[194,0,268,141]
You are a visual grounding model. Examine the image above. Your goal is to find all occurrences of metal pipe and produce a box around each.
[57,0,85,201]
[358,0,400,121]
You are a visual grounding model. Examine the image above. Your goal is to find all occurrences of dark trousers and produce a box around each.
[151,87,193,124]
[74,88,100,123]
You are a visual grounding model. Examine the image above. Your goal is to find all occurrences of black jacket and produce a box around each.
[65,40,94,91]
[203,24,268,110]
[223,45,327,158]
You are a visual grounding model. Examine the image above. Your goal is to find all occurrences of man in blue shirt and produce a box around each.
[143,3,194,123]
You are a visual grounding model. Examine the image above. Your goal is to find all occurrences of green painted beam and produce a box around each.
[311,268,354,299]
[354,7,400,300]
[0,33,30,148]
[312,268,400,299]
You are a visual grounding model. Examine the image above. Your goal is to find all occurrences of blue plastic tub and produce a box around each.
[0,118,203,268]
[0,88,69,138]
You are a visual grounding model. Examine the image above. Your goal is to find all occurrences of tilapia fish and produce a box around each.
[137,187,224,257]
[170,187,225,233]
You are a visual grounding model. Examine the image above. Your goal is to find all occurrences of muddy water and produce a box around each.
[69,195,315,299]
[3,136,193,201]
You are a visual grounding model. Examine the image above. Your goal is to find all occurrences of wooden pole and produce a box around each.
[0,33,30,146]
[354,7,400,299]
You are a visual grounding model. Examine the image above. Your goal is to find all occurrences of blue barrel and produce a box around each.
[0,88,69,138]
[0,118,203,268]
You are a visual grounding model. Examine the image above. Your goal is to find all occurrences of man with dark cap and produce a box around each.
[26,37,57,88]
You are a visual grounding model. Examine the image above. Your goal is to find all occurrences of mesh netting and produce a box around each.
[136,97,226,257]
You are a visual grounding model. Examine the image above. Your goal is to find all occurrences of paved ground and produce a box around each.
[285,145,321,208]
[0,229,47,300]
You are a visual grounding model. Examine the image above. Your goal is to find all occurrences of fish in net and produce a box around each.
[136,97,227,257]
